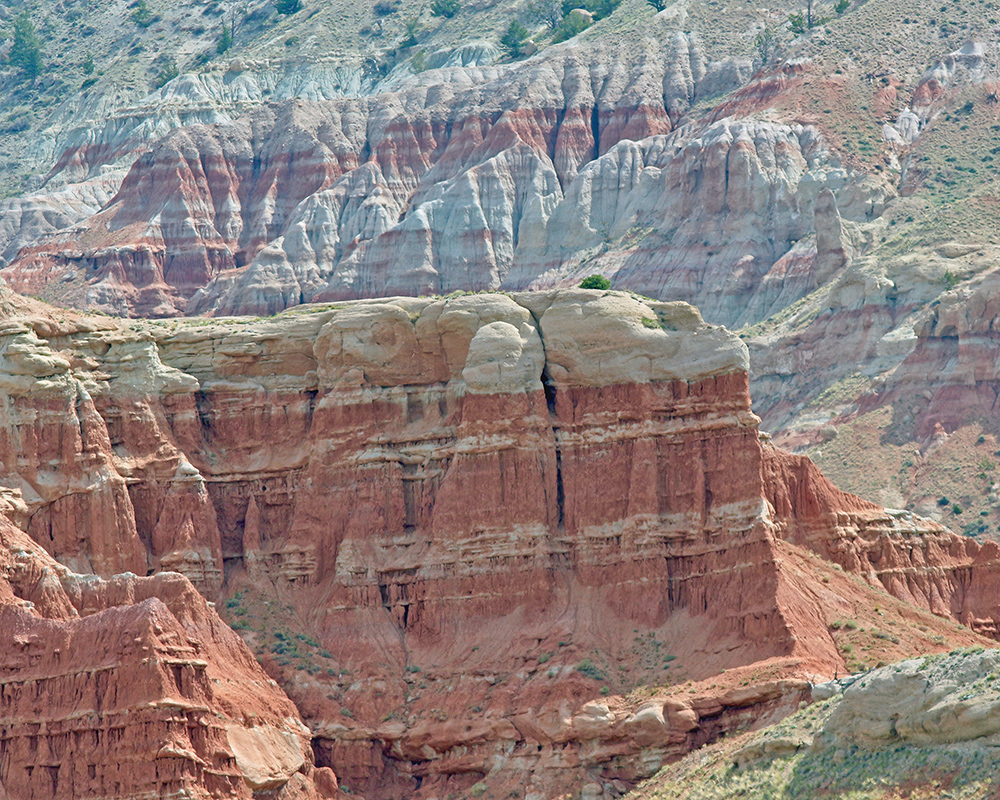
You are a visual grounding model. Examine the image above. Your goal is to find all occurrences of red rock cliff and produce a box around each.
[0,517,343,800]
[1,288,996,799]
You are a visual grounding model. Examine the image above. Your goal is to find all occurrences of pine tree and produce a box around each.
[217,23,233,54]
[9,13,42,80]
[499,21,528,59]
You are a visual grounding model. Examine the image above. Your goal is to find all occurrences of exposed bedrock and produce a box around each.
[0,518,344,800]
[0,38,890,327]
[1,288,997,797]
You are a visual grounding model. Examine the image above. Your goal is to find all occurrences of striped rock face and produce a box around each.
[0,517,343,800]
[1,287,998,798]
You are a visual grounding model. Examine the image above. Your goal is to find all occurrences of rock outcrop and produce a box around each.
[0,516,343,800]
[2,287,999,798]
[631,648,1000,800]
[0,33,886,328]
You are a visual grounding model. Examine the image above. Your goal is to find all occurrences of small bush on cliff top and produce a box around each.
[579,274,610,290]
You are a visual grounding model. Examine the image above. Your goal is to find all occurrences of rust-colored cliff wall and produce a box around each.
[1,288,996,799]
[0,518,343,800]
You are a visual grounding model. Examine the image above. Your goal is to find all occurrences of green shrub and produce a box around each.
[131,0,158,28]
[754,26,778,63]
[577,658,605,681]
[430,0,460,17]
[217,24,233,54]
[152,58,179,89]
[275,0,302,15]
[538,653,550,664]
[552,9,591,41]
[579,274,610,290]
[834,0,849,12]
[82,53,95,75]
[400,17,421,47]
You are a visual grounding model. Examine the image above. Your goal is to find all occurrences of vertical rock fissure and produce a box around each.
[529,302,567,534]
[542,373,565,530]
[590,103,601,161]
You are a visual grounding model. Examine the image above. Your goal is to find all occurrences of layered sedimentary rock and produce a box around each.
[856,266,1000,440]
[632,648,1000,800]
[2,286,999,798]
[0,516,342,800]
[0,31,889,327]
[4,2,1000,564]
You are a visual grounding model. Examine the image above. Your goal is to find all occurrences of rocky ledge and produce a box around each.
[634,647,1000,800]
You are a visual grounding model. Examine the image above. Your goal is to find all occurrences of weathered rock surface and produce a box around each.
[0,32,886,328]
[820,648,1000,749]
[3,0,1000,556]
[1,286,997,798]
[0,516,343,800]
[631,648,1000,800]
